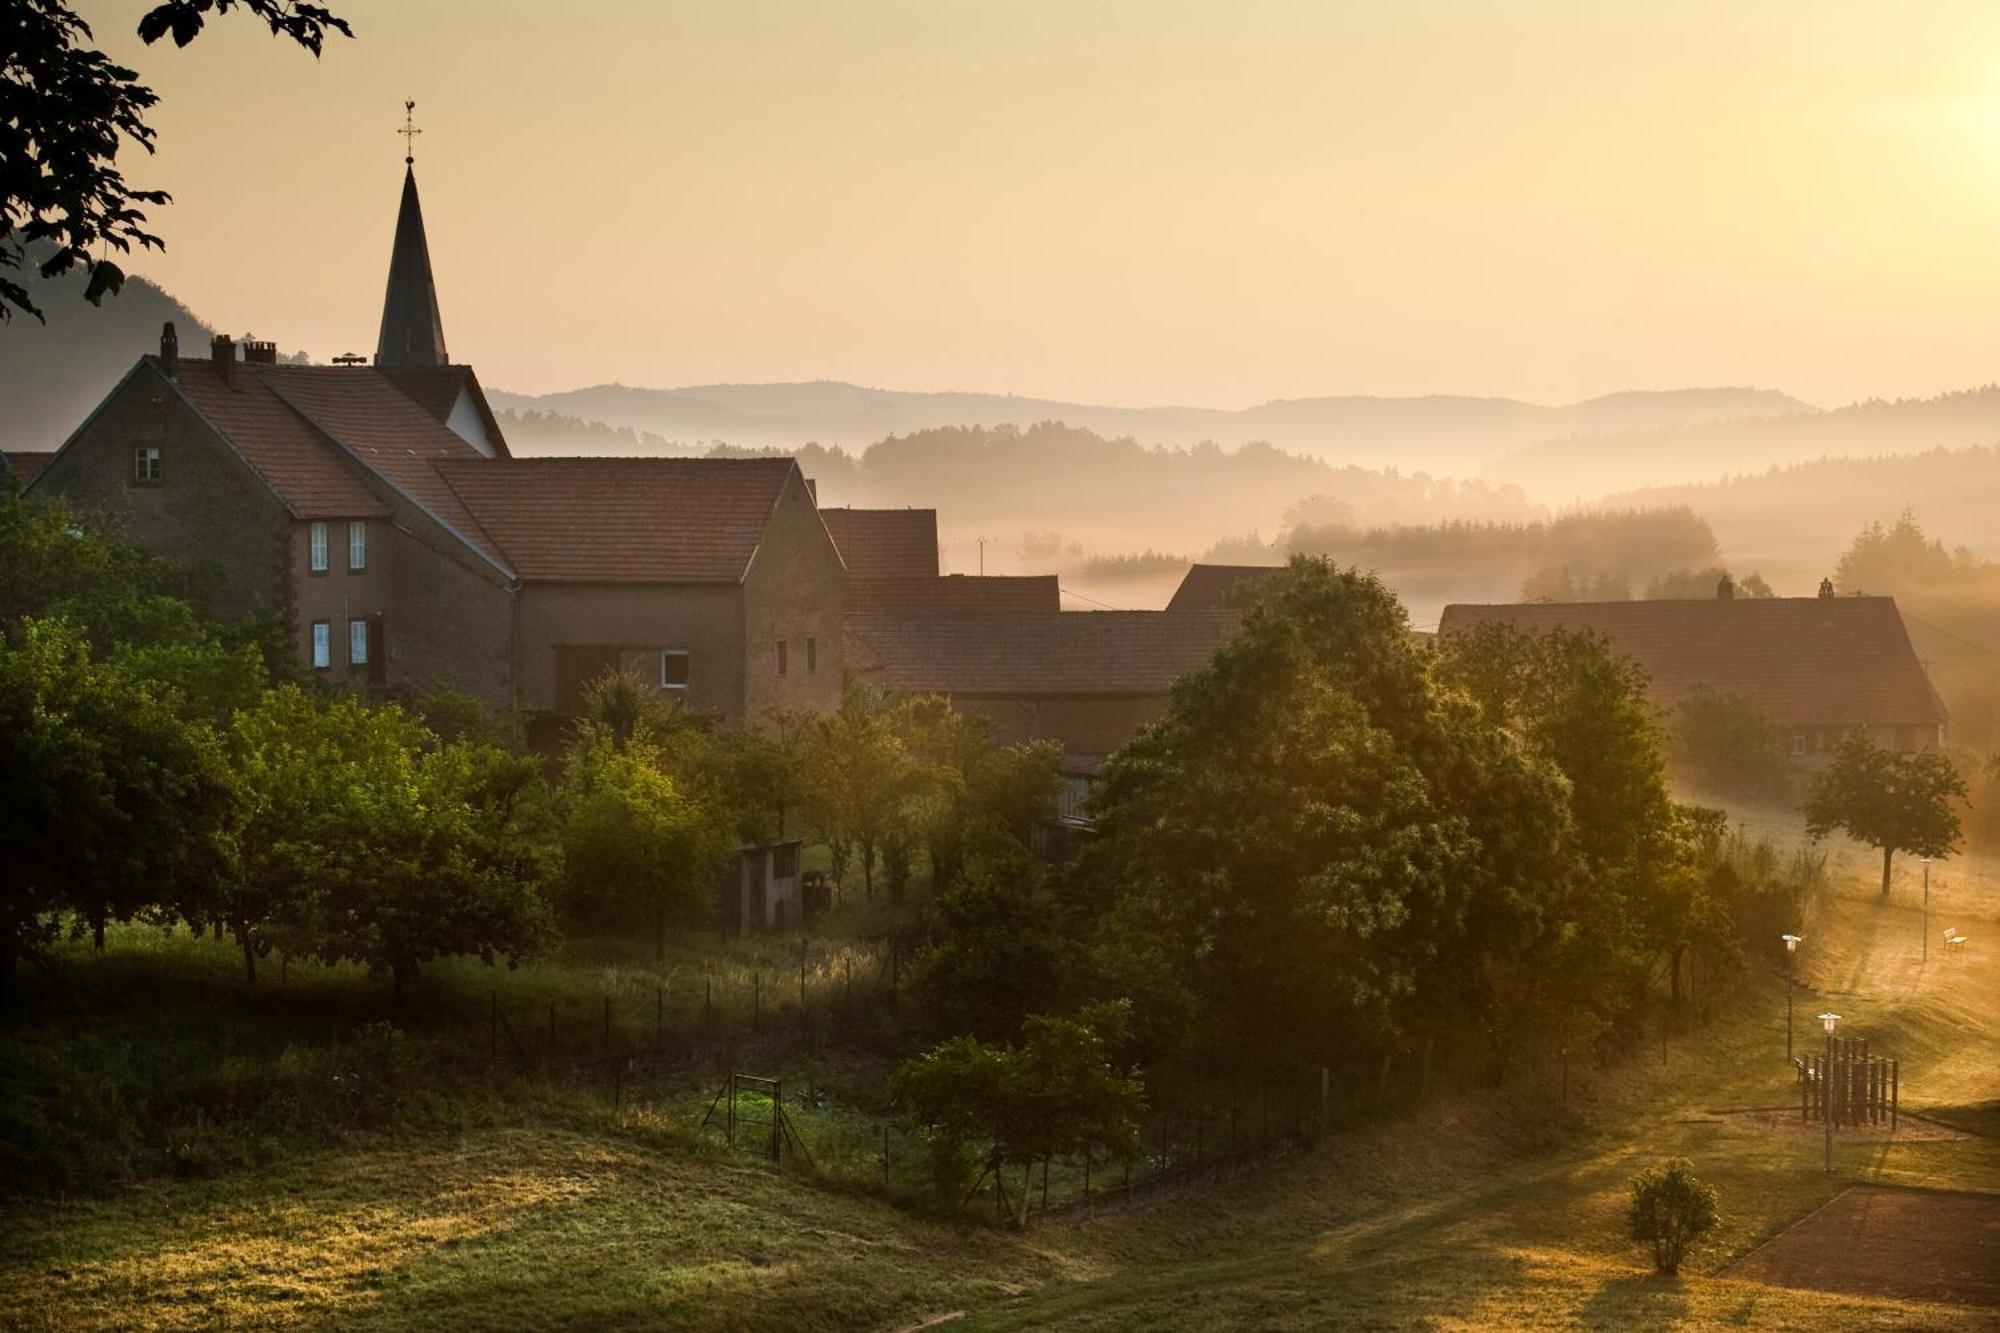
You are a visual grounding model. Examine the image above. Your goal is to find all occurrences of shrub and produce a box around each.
[1626,1158,1720,1276]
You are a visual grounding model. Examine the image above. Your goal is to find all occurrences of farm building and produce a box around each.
[1438,585,1949,758]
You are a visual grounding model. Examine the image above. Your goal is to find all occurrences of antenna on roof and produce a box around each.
[332,352,367,367]
[399,99,422,165]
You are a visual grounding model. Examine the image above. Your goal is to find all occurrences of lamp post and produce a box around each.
[1782,934,1803,1059]
[1819,1012,1840,1173]
[1921,856,1933,964]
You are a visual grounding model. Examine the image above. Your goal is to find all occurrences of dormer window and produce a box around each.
[309,521,329,573]
[133,446,161,484]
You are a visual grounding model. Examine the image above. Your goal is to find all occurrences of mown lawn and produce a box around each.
[1,820,1994,1330]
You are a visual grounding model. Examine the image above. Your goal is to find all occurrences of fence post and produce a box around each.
[655,985,663,1046]
[489,990,498,1059]
[1891,1059,1898,1128]
[548,1001,556,1055]
[754,973,762,1032]
[603,995,611,1048]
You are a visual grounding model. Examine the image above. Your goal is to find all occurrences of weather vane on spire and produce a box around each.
[399,99,421,165]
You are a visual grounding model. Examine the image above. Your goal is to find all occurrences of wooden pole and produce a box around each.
[655,985,663,1045]
[603,995,611,1046]
[754,972,761,1031]
[1891,1059,1899,1128]
[489,990,497,1058]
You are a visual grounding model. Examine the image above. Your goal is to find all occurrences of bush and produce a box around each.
[1626,1159,1720,1276]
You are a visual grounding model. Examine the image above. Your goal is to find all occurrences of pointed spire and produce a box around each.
[374,104,448,367]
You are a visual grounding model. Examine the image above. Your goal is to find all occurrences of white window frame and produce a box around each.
[1789,730,1809,757]
[348,618,368,666]
[660,649,690,693]
[133,446,161,483]
[311,621,331,670]
[309,521,329,573]
[348,520,367,572]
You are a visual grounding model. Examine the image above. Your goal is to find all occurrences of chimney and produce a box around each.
[1716,573,1734,601]
[210,333,236,387]
[242,339,278,365]
[1818,577,1836,599]
[159,322,179,377]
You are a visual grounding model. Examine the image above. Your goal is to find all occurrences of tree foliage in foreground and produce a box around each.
[1668,685,1793,805]
[1803,729,1965,897]
[893,1002,1143,1226]
[3,0,350,322]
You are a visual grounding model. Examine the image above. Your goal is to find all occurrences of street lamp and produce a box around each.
[1921,856,1933,964]
[1819,1012,1840,1173]
[1782,934,1803,1059]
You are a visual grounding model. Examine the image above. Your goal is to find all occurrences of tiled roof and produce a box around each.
[819,507,938,579]
[847,610,1239,696]
[844,574,1061,616]
[377,365,511,456]
[1437,597,1947,727]
[165,359,389,519]
[433,456,797,583]
[4,452,54,486]
[255,366,507,572]
[1167,563,1285,611]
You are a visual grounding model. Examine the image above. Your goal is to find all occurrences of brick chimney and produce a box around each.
[210,333,236,386]
[159,321,178,377]
[1716,573,1735,601]
[242,339,278,365]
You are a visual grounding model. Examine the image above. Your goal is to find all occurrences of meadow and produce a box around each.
[1,811,1994,1331]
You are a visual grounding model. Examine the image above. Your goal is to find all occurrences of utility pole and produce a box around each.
[1921,857,1932,965]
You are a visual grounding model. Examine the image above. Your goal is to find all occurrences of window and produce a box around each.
[348,618,368,666]
[806,636,818,674]
[1789,730,1809,757]
[776,639,789,675]
[311,621,331,670]
[309,521,329,573]
[348,521,367,572]
[132,446,160,483]
[661,650,690,693]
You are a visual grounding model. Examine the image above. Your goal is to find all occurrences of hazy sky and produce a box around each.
[73,0,2000,405]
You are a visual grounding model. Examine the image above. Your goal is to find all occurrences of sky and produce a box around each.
[72,0,2000,405]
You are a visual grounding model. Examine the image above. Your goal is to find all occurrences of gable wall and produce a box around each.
[31,365,291,622]
[742,470,845,722]
[515,582,746,721]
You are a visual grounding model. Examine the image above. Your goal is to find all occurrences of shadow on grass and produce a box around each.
[1577,1270,1690,1328]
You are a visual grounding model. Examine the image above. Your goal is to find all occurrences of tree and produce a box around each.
[1668,685,1792,804]
[3,0,350,322]
[904,853,1084,1043]
[892,1003,1144,1227]
[1626,1159,1720,1277]
[1804,730,1966,897]
[798,685,922,900]
[1087,559,1580,1075]
[0,618,233,992]
[561,728,729,960]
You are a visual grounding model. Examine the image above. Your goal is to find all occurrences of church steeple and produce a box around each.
[374,102,449,367]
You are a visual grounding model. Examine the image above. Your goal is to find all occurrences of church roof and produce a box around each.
[1437,597,1947,728]
[432,456,801,584]
[376,364,510,455]
[374,166,449,368]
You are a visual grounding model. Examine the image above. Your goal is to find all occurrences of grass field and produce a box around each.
[1,810,1994,1330]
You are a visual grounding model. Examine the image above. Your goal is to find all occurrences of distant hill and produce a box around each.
[487,382,1814,474]
[1603,446,2000,590]
[0,258,214,453]
[1491,385,2000,501]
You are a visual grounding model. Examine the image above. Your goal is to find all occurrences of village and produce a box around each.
[3,5,1998,1331]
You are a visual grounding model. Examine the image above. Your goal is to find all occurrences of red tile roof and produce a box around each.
[819,507,938,579]
[255,366,505,571]
[5,452,54,487]
[433,456,798,583]
[844,574,1061,616]
[377,365,511,456]
[847,610,1239,696]
[1437,597,1947,728]
[1167,563,1286,612]
[165,359,389,519]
